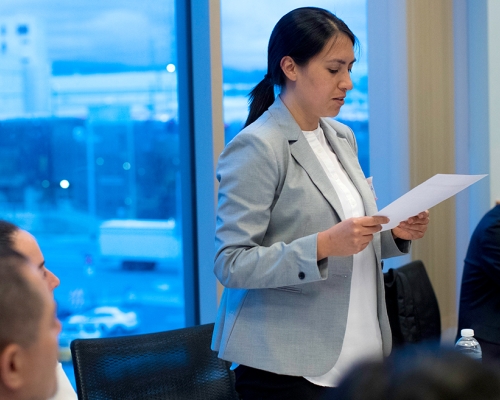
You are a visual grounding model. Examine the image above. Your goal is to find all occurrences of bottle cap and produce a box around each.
[461,329,474,337]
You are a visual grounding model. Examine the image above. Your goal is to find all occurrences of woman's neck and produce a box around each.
[279,92,320,131]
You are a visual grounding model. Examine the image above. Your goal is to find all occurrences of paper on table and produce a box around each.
[375,174,487,231]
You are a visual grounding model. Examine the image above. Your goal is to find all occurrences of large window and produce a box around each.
[0,0,184,386]
[221,0,369,175]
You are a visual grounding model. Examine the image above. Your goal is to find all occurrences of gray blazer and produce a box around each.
[212,96,409,377]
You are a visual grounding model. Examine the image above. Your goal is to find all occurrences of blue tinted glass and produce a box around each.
[0,0,182,388]
[221,0,369,176]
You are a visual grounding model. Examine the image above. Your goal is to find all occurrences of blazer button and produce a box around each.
[298,272,305,280]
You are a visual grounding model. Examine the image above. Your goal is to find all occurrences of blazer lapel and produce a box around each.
[268,97,383,261]
[289,135,345,221]
[321,121,377,217]
[322,121,383,262]
[268,97,345,221]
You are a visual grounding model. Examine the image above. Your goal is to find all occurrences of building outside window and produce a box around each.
[0,0,183,386]
[0,0,368,388]
[221,0,370,175]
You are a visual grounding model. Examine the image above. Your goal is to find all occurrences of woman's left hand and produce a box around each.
[391,210,430,241]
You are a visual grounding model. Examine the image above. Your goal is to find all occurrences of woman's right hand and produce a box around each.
[317,216,390,260]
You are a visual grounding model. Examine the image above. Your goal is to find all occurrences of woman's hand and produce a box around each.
[391,210,430,241]
[317,216,389,260]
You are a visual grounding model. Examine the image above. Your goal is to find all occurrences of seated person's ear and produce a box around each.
[0,344,26,391]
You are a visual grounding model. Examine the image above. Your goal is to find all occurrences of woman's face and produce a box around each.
[12,229,61,293]
[283,34,355,129]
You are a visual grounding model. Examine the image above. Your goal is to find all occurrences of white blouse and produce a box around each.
[48,363,77,400]
[302,125,383,387]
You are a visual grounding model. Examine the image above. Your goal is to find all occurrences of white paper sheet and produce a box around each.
[375,174,487,231]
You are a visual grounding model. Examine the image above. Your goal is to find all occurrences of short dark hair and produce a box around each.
[245,7,357,128]
[0,249,43,352]
[336,346,500,400]
[0,219,18,251]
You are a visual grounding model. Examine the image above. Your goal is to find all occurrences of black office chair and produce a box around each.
[71,323,239,400]
[384,260,441,347]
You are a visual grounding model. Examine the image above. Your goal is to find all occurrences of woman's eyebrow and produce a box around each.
[327,58,357,65]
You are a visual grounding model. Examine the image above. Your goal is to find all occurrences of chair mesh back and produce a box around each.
[71,323,239,400]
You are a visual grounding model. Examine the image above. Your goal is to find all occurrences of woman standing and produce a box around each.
[212,7,429,399]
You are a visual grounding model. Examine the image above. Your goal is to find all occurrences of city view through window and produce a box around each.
[0,0,181,385]
[222,0,370,175]
[0,0,367,388]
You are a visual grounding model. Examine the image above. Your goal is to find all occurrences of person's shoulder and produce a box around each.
[481,205,500,238]
[477,205,500,231]
[489,204,500,220]
[217,109,291,176]
[228,110,288,151]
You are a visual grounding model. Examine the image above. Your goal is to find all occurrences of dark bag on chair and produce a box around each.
[384,260,441,347]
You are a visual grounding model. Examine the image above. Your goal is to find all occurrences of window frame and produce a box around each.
[175,0,223,326]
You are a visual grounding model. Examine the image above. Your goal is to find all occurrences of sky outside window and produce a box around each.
[0,0,183,388]
[221,0,370,175]
[0,0,369,388]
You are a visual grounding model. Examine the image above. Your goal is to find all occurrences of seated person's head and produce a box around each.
[0,220,60,292]
[336,345,500,400]
[0,249,61,400]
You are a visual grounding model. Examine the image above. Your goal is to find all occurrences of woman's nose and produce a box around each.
[341,72,353,91]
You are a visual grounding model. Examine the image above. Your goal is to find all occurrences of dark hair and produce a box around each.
[0,219,18,251]
[0,248,44,352]
[244,7,357,128]
[336,346,500,400]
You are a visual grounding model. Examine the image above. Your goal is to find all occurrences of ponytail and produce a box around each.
[244,75,275,128]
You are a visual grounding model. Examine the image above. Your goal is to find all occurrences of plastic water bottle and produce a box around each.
[455,329,482,361]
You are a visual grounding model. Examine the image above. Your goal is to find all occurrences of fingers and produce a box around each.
[355,216,389,235]
[402,211,430,226]
[399,221,428,232]
[347,232,373,254]
[318,216,384,258]
[362,216,390,226]
[406,210,430,224]
[393,210,430,240]
[397,224,426,236]
[420,210,430,218]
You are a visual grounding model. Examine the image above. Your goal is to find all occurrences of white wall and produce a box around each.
[369,0,496,296]
[488,0,500,205]
[367,0,411,271]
